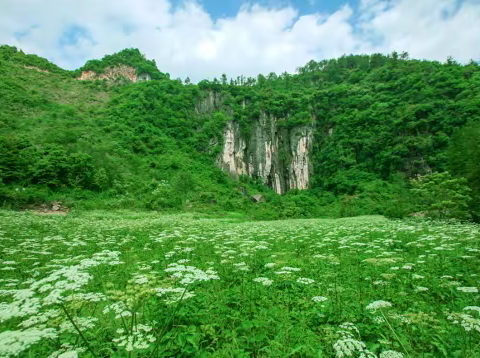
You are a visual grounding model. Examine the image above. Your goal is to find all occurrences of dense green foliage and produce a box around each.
[199,54,480,194]
[0,45,71,76]
[411,172,472,220]
[1,45,479,219]
[448,120,480,219]
[1,212,480,357]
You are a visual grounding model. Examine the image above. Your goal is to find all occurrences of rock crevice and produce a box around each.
[217,114,313,194]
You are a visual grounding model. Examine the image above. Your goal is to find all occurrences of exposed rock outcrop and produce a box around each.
[217,114,313,194]
[250,194,265,203]
[194,90,313,194]
[77,65,151,83]
[24,66,49,73]
[195,91,222,114]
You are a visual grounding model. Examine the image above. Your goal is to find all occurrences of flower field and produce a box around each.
[1,210,480,357]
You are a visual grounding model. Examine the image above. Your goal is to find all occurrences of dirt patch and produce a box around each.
[30,201,69,216]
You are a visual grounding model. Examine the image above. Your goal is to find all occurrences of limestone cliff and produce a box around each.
[195,91,313,194]
[77,65,151,83]
[217,115,313,194]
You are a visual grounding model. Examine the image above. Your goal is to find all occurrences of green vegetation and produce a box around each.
[1,211,480,357]
[0,45,71,76]
[0,45,479,220]
[2,45,480,357]
[411,172,472,220]
[78,48,166,80]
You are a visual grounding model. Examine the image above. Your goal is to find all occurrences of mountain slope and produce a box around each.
[1,45,479,218]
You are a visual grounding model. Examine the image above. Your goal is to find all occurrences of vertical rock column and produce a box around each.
[217,116,313,194]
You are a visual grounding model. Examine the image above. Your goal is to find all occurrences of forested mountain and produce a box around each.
[1,45,479,219]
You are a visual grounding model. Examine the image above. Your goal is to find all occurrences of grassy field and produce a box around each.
[0,211,479,357]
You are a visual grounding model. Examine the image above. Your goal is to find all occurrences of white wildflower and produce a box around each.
[281,266,301,272]
[366,300,392,312]
[297,278,315,285]
[253,277,273,286]
[113,324,156,352]
[457,287,478,293]
[0,328,58,357]
[415,286,429,292]
[312,296,328,303]
[59,317,98,334]
[380,350,403,358]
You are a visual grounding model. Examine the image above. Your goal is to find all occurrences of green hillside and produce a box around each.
[1,45,479,219]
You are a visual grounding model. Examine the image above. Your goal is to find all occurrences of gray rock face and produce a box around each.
[195,91,222,114]
[136,73,151,82]
[251,194,265,203]
[195,90,314,194]
[217,114,313,194]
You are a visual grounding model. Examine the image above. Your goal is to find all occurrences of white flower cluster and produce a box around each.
[47,343,86,358]
[113,325,156,352]
[275,266,301,275]
[380,350,404,358]
[165,263,220,285]
[0,289,41,323]
[366,300,393,312]
[65,292,107,303]
[18,309,60,328]
[297,278,315,285]
[0,328,58,357]
[132,274,149,285]
[338,322,360,338]
[253,277,273,286]
[59,317,98,334]
[373,316,386,324]
[103,301,132,319]
[333,323,376,357]
[457,287,478,293]
[20,250,123,309]
[333,338,376,358]
[264,263,276,268]
[233,262,250,272]
[155,287,196,304]
[464,306,480,314]
[57,351,78,358]
[415,286,429,292]
[448,311,480,333]
[312,296,328,303]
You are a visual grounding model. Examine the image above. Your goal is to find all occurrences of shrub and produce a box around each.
[410,172,472,220]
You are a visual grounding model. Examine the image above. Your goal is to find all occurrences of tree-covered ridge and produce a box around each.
[78,48,166,80]
[0,45,71,76]
[199,53,480,194]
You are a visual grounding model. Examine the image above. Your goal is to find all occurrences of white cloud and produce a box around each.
[0,0,479,82]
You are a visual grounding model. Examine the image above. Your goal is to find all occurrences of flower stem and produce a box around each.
[380,308,411,358]
[60,304,98,358]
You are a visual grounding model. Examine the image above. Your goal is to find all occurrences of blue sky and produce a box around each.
[187,0,360,18]
[1,0,479,82]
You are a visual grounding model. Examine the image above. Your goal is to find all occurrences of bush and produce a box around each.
[410,172,472,220]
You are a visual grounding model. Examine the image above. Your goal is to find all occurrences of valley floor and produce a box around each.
[0,210,479,357]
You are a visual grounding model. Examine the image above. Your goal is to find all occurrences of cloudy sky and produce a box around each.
[1,0,479,82]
